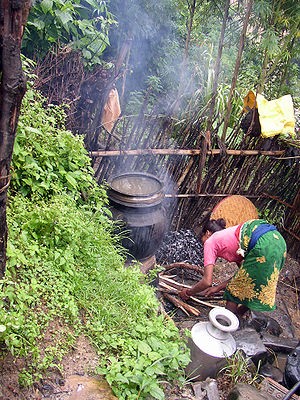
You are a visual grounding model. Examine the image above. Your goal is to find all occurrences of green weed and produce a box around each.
[0,84,190,398]
[219,350,262,387]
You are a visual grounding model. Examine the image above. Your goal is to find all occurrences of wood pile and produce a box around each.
[157,262,225,318]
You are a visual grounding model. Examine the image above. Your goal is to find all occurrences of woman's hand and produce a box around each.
[201,282,227,297]
[179,288,191,301]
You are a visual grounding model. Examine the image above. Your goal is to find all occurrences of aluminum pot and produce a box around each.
[186,307,239,381]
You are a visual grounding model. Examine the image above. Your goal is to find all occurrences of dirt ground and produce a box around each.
[0,255,299,400]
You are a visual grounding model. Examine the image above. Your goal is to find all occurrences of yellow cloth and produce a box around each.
[256,93,295,138]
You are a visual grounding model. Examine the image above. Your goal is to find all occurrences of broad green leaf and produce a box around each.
[65,173,77,188]
[40,0,53,13]
[54,10,73,26]
[149,384,165,400]
[138,341,152,354]
[27,20,46,30]
[25,127,42,135]
[114,373,129,384]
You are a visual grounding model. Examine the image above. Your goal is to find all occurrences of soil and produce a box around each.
[0,255,299,400]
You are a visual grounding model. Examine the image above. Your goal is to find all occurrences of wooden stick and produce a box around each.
[158,288,179,295]
[164,193,265,198]
[196,130,210,193]
[159,275,188,288]
[163,262,203,273]
[190,296,222,309]
[89,148,285,157]
[163,293,201,316]
[158,280,223,309]
[263,193,294,209]
[158,280,186,292]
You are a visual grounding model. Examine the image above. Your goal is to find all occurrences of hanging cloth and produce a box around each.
[101,88,121,133]
[256,93,296,138]
[242,91,296,138]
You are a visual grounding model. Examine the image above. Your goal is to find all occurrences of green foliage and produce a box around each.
[23,0,116,68]
[243,0,300,97]
[11,87,108,209]
[1,84,190,398]
[96,319,190,400]
[219,350,262,387]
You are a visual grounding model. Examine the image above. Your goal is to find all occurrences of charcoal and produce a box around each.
[155,229,204,266]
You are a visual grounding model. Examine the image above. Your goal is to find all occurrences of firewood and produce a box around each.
[158,280,222,309]
[163,262,203,273]
[189,296,222,309]
[159,275,188,290]
[163,293,201,316]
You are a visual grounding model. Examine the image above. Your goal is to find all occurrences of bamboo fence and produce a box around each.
[89,109,300,260]
[33,50,300,259]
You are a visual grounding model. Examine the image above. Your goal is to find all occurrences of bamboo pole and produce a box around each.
[164,193,267,198]
[207,0,230,132]
[196,130,210,193]
[89,149,285,157]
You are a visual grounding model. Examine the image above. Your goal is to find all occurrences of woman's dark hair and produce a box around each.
[201,218,226,235]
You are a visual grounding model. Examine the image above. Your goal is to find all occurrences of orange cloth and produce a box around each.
[101,88,121,132]
[243,90,257,112]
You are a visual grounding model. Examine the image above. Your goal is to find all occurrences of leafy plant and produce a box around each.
[1,81,190,398]
[11,86,108,210]
[219,350,262,387]
[22,0,116,68]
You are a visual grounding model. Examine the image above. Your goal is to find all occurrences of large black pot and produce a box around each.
[107,172,167,261]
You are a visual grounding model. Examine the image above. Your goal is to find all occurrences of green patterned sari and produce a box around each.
[224,219,287,311]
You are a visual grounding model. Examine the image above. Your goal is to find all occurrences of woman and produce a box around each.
[179,218,287,316]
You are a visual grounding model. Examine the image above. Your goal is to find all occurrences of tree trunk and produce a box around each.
[171,0,197,113]
[207,0,230,132]
[221,0,253,142]
[0,0,31,277]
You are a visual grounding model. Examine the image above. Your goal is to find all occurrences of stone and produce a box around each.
[227,383,268,400]
[232,328,268,366]
[261,332,299,354]
[247,311,283,337]
[192,378,220,400]
[260,361,283,383]
[60,375,118,400]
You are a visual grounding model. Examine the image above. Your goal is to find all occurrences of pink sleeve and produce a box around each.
[204,238,218,266]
